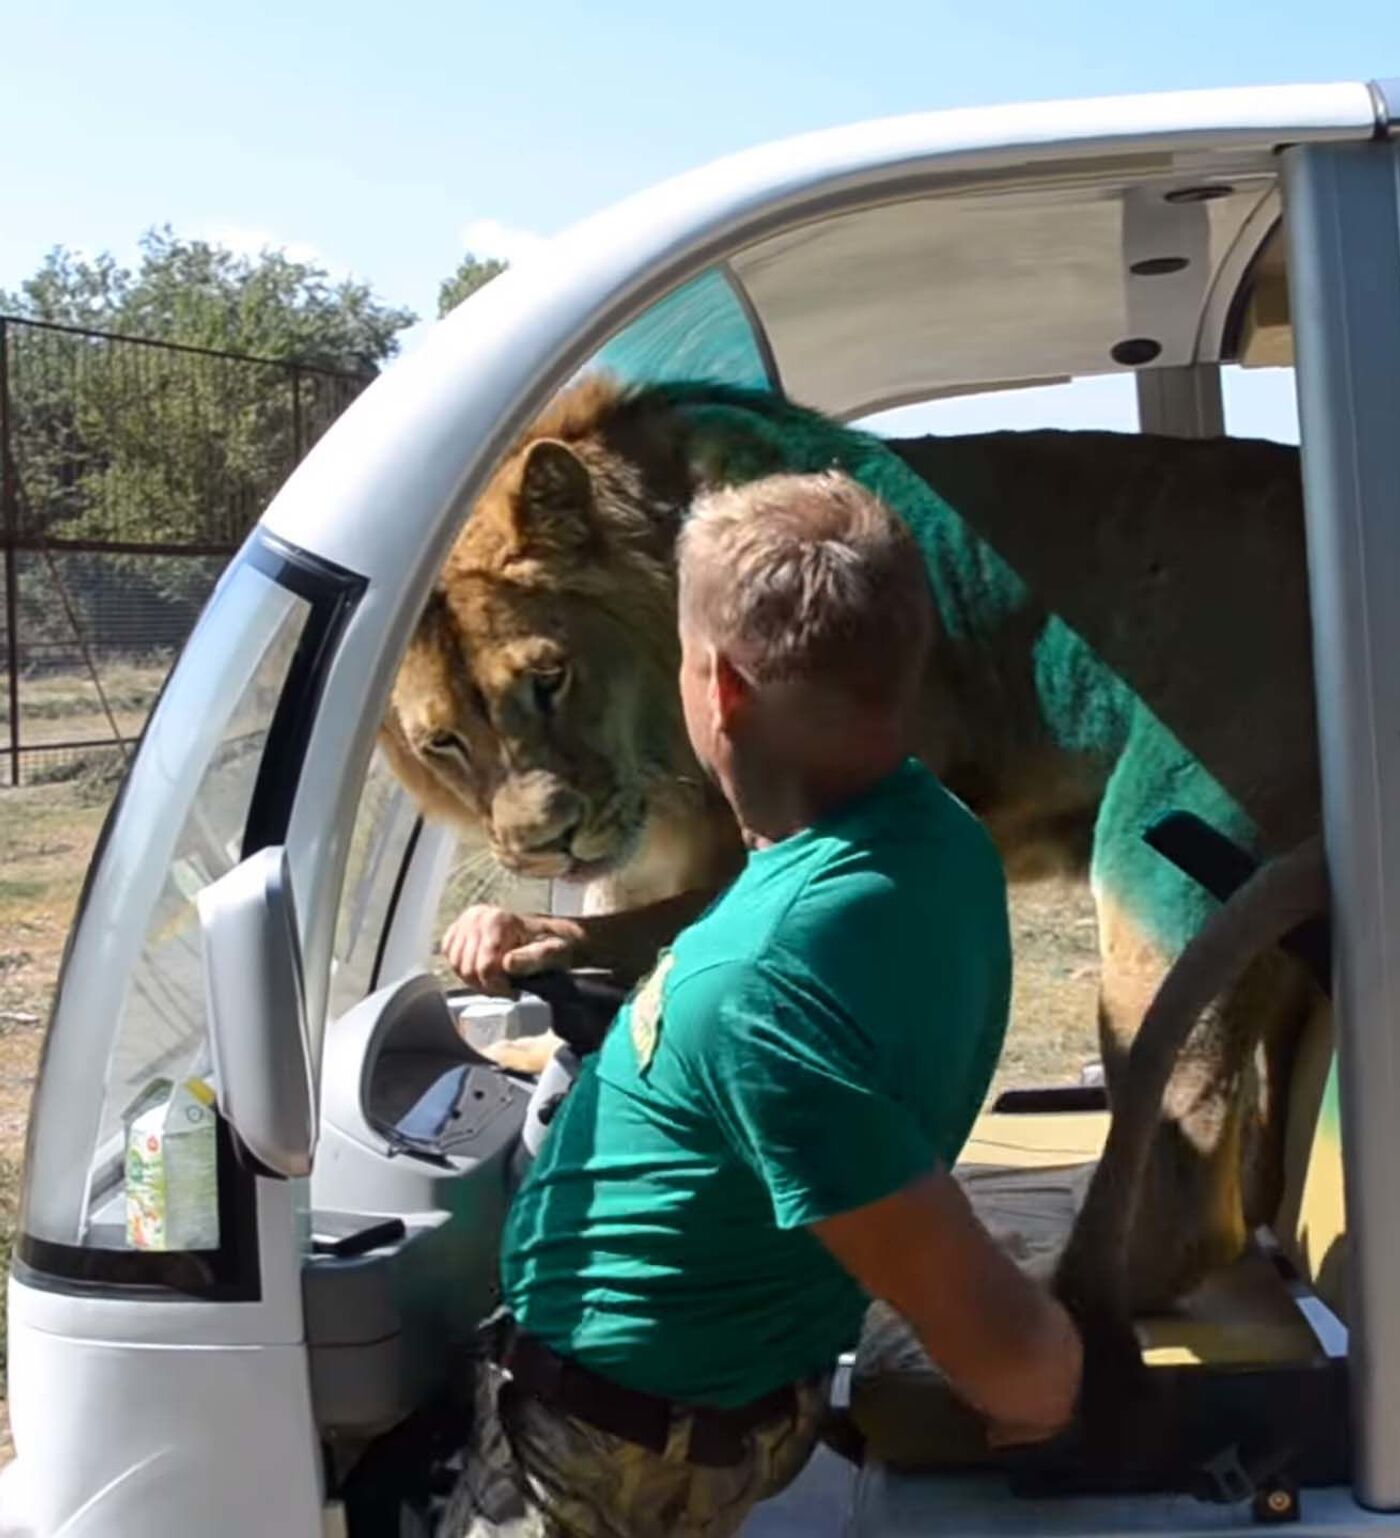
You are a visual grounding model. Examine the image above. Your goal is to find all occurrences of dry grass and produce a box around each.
[0,757,1103,1468]
[999,875,1102,1093]
[0,780,112,1463]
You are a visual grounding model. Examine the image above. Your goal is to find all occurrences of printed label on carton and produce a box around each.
[126,1077,220,1251]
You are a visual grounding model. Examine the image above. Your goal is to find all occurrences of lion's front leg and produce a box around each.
[1091,888,1312,1314]
[1074,734,1270,1312]
[1098,965,1248,1312]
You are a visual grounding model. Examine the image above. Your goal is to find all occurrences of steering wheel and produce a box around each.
[512,969,632,1168]
[523,969,632,1057]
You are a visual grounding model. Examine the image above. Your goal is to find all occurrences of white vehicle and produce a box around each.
[3,75,1400,1537]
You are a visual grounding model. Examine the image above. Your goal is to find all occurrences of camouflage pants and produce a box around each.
[438,1356,828,1538]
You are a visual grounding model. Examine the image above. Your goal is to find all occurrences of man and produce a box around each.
[442,471,1082,1537]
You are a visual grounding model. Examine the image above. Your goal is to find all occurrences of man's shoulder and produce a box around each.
[765,771,1009,1017]
[797,773,1005,927]
[894,761,1004,864]
[653,762,1009,1034]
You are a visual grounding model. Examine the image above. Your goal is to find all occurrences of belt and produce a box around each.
[489,1319,800,1469]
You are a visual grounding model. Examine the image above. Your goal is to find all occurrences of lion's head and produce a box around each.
[383,375,724,888]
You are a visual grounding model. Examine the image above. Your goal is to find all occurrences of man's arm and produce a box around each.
[812,1167,1082,1447]
[575,889,716,979]
[443,887,717,995]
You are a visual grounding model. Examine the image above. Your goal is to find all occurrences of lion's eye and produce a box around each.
[426,731,470,768]
[532,665,569,715]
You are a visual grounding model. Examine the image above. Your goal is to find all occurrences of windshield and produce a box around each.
[327,746,556,1016]
[327,746,422,1018]
[18,538,351,1279]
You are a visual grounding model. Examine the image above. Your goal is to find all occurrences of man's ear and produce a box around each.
[513,439,594,553]
[712,649,752,733]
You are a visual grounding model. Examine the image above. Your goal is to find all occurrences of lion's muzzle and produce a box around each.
[489,772,645,880]
[491,772,586,869]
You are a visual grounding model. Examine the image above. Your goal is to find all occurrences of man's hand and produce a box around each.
[441,906,584,996]
[442,887,721,998]
[813,1168,1082,1449]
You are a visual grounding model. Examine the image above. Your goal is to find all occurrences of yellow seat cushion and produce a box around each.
[850,1246,1325,1471]
[957,1113,1324,1367]
[1135,1248,1322,1366]
[962,1108,1109,1169]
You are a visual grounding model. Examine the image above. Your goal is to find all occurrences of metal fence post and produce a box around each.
[0,315,369,784]
[291,365,304,461]
[0,318,20,786]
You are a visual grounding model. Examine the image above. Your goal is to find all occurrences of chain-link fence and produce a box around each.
[0,315,370,786]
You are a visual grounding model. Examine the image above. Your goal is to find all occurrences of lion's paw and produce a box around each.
[477,1031,561,1077]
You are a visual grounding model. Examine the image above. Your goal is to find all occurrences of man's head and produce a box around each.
[676,470,933,828]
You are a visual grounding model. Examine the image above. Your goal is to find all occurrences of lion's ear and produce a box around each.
[515,439,593,552]
[413,586,449,640]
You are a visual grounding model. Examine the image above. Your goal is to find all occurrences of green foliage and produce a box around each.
[2,226,416,372]
[2,230,418,638]
[438,253,507,318]
[0,232,511,667]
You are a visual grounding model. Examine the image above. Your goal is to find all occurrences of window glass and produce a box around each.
[593,267,772,391]
[22,560,309,1251]
[329,750,565,1010]
[327,747,420,1019]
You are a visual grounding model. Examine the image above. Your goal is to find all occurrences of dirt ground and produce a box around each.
[0,778,115,1463]
[0,747,1102,1466]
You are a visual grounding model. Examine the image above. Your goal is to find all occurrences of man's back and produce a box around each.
[502,757,1011,1408]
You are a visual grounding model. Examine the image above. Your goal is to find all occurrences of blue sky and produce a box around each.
[2,0,1397,439]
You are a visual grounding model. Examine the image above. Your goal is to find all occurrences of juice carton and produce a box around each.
[125,1077,220,1251]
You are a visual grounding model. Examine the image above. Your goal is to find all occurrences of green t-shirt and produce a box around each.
[500,758,1010,1408]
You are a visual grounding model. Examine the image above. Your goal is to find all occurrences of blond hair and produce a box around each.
[677,470,933,712]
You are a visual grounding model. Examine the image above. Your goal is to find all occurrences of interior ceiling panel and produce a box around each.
[730,173,1277,419]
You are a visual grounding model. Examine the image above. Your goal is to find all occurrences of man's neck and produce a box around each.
[735,746,908,849]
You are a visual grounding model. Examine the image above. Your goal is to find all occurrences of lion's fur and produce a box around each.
[387,374,1326,1317]
[385,376,742,914]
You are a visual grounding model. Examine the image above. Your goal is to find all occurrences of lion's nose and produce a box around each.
[492,775,585,856]
[517,814,583,856]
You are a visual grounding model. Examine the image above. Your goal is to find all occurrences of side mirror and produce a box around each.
[197,845,316,1178]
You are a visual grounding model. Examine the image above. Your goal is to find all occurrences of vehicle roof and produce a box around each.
[261,80,1383,578]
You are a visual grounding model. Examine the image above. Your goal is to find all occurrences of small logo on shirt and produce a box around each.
[630,950,676,1071]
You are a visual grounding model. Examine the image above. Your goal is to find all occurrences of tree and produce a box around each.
[1,230,419,641]
[438,253,507,318]
[2,226,416,374]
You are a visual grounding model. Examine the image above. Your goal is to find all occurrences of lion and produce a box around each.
[380,376,743,918]
[382,373,1325,1320]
